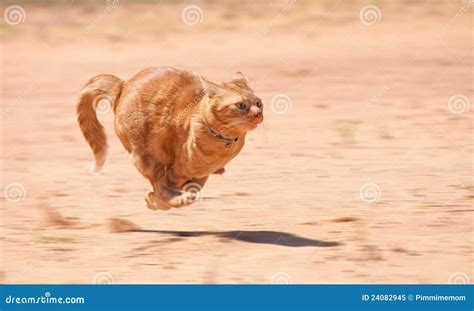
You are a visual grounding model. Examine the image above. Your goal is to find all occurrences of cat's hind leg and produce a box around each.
[130,153,171,211]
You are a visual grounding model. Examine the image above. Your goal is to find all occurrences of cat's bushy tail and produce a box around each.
[76,74,123,174]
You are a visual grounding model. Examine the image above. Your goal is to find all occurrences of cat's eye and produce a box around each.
[255,100,263,108]
[236,102,246,110]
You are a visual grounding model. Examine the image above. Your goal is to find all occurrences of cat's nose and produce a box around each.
[249,106,263,121]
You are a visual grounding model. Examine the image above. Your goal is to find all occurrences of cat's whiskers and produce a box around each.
[215,117,251,133]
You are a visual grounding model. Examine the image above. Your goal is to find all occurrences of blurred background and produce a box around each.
[1,0,472,284]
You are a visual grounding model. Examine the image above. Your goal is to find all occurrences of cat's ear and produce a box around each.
[233,71,249,85]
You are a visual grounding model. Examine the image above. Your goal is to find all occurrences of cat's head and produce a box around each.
[200,72,263,136]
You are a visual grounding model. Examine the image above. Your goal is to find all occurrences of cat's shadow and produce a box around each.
[133,229,341,247]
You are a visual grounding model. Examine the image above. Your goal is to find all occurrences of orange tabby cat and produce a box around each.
[77,67,263,210]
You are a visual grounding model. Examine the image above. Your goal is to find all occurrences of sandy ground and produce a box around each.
[1,1,473,284]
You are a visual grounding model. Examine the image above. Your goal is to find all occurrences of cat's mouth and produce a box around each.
[253,113,264,124]
[246,116,263,130]
[232,114,263,131]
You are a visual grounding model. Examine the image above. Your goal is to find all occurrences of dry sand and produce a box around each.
[1,1,473,284]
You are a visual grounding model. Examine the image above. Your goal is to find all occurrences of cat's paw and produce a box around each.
[181,182,203,205]
[183,191,199,205]
[167,192,199,207]
[145,192,171,211]
[213,167,225,175]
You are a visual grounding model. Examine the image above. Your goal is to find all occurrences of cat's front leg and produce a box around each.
[146,176,199,210]
[159,183,197,208]
[145,192,171,211]
[181,176,208,203]
[146,168,210,210]
[168,176,209,206]
[145,185,185,211]
[212,167,225,175]
[144,173,187,210]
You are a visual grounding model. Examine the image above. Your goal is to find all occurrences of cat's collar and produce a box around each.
[206,125,238,148]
